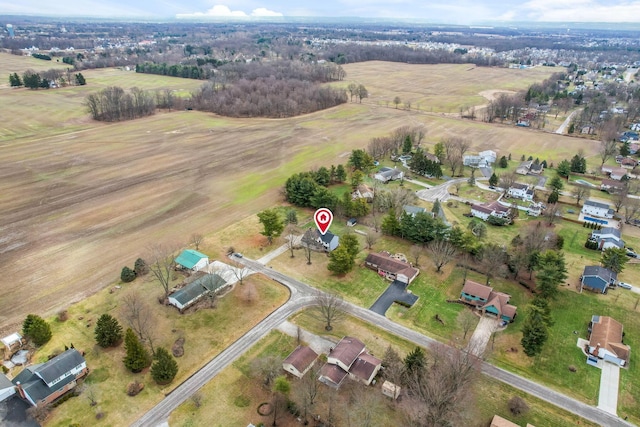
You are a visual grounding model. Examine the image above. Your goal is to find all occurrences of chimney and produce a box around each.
[15,381,26,400]
[593,343,601,357]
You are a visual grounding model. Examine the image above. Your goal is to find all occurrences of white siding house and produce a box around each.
[507,183,534,201]
[581,200,614,219]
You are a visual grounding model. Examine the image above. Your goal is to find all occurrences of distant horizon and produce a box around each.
[1,13,640,32]
[2,1,640,26]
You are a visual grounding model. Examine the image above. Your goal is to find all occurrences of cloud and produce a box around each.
[251,7,283,17]
[501,0,640,22]
[176,4,282,19]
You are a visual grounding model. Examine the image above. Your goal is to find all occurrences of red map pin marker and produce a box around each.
[314,208,333,235]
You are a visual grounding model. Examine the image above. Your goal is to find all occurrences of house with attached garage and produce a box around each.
[580,265,617,294]
[470,202,511,221]
[318,337,382,388]
[585,315,630,367]
[463,150,497,167]
[364,251,419,284]
[459,280,517,322]
[590,227,624,250]
[12,348,88,407]
[602,165,628,181]
[174,249,209,272]
[507,183,534,201]
[581,200,614,219]
[168,273,228,311]
[282,346,318,379]
[374,167,403,183]
[600,179,626,194]
[515,160,533,175]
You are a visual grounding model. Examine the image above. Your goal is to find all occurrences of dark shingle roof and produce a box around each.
[34,349,85,386]
[283,346,318,373]
[584,200,611,210]
[170,274,227,306]
[329,337,365,368]
[583,265,617,282]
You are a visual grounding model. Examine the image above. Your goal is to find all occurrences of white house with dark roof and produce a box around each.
[374,167,403,183]
[463,150,496,167]
[590,227,624,250]
[12,349,88,407]
[581,200,614,219]
[470,202,511,221]
[0,374,15,402]
[470,203,494,221]
[507,183,534,201]
[174,249,209,272]
[317,230,339,252]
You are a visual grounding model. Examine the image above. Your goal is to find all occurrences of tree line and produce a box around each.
[85,86,155,122]
[9,69,86,89]
[135,62,210,80]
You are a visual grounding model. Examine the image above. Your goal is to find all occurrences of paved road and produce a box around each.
[555,109,580,134]
[415,177,470,203]
[133,257,634,427]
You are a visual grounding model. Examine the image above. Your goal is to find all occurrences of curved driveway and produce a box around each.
[132,257,633,427]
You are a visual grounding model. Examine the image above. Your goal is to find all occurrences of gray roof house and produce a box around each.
[12,349,88,407]
[590,227,624,250]
[318,231,339,252]
[374,167,404,183]
[580,266,617,294]
[0,374,15,402]
[581,200,615,219]
[168,273,227,311]
[403,205,428,217]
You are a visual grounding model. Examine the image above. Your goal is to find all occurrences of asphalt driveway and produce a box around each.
[369,280,418,315]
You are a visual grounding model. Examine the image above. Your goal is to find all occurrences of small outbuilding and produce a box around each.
[282,346,318,379]
[175,249,209,272]
[381,380,401,399]
[1,333,25,360]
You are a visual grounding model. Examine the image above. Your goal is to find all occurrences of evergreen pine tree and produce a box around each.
[123,328,151,373]
[121,266,136,282]
[521,305,549,357]
[95,314,123,347]
[150,347,179,385]
[22,314,52,347]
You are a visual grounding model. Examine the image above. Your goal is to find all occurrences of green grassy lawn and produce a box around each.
[35,272,289,427]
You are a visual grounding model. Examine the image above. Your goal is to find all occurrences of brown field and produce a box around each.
[0,55,597,335]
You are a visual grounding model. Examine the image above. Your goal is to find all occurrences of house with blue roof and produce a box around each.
[580,266,617,294]
[175,249,209,272]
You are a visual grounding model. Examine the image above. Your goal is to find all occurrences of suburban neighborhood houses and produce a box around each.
[7,19,640,427]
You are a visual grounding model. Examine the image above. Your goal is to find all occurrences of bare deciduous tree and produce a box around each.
[427,240,457,273]
[250,355,281,387]
[404,343,480,427]
[292,366,321,424]
[499,172,517,195]
[314,291,346,331]
[599,138,618,167]
[285,225,299,258]
[458,309,477,340]
[227,262,251,286]
[147,244,177,300]
[443,137,470,177]
[543,203,561,225]
[479,243,507,285]
[612,188,628,212]
[571,185,591,206]
[190,233,204,251]
[121,291,157,356]
[365,230,379,250]
[409,244,423,266]
[624,197,640,223]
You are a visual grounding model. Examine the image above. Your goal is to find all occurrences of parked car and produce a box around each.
[233,252,243,258]
[618,282,633,289]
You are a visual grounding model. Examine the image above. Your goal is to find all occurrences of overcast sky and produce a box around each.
[2,1,640,24]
